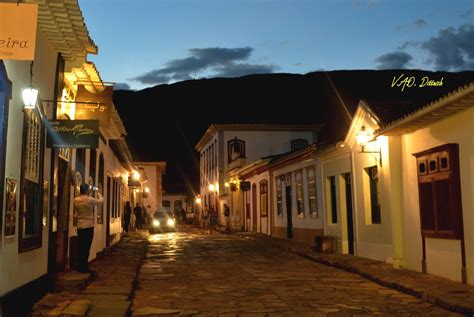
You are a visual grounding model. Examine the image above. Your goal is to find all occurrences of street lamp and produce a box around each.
[132,171,140,181]
[356,125,382,166]
[195,196,202,205]
[22,61,39,110]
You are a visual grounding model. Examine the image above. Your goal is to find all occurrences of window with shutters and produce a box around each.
[19,109,44,251]
[228,137,245,163]
[365,166,381,224]
[296,170,304,215]
[276,177,283,216]
[260,180,268,217]
[307,167,318,217]
[413,144,462,239]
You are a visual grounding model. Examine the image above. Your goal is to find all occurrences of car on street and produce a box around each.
[149,207,176,233]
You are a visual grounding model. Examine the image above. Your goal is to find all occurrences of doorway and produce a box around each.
[56,157,71,271]
[344,173,354,255]
[285,186,293,239]
[106,176,111,247]
[252,183,257,232]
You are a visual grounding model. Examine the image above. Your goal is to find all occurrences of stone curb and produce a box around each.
[249,234,474,316]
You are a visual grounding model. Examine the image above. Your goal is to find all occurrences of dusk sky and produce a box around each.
[79,0,474,91]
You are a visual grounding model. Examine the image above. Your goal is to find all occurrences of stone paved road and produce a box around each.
[131,228,460,316]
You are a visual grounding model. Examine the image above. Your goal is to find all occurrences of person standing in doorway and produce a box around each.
[134,204,143,229]
[124,201,132,233]
[74,183,104,273]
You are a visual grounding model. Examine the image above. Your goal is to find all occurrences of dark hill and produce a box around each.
[113,70,474,194]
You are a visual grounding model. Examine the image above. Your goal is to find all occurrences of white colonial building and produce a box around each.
[195,124,321,230]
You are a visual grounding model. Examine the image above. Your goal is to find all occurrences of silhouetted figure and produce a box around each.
[134,204,143,229]
[224,203,230,233]
[124,201,132,233]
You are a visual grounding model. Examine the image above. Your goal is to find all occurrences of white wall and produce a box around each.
[1,30,57,296]
[399,107,473,283]
[319,150,352,253]
[223,130,314,165]
[273,160,324,235]
[142,165,158,211]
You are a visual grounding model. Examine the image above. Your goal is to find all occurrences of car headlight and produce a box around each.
[152,219,160,227]
[167,219,175,226]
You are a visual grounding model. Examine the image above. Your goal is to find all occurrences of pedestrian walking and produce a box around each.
[124,201,132,233]
[223,203,230,233]
[209,206,217,234]
[180,207,186,225]
[134,204,143,229]
[73,183,104,273]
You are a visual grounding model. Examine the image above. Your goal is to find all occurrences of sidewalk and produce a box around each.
[31,231,147,317]
[246,233,474,316]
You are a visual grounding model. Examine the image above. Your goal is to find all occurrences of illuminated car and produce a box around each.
[149,207,176,233]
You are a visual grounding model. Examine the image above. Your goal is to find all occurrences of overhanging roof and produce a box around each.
[109,139,134,171]
[377,83,474,136]
[26,0,98,61]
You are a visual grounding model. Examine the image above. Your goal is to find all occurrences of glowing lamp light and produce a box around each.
[224,182,230,188]
[22,86,39,109]
[209,184,215,191]
[132,171,140,181]
[356,126,372,146]
[195,197,202,204]
[144,187,150,193]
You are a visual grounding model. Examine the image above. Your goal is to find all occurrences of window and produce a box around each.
[296,170,304,215]
[260,180,268,217]
[228,137,245,163]
[366,166,381,224]
[328,176,337,223]
[97,153,104,224]
[307,167,318,217]
[291,139,308,151]
[276,177,283,216]
[414,144,462,239]
[163,200,171,208]
[19,109,44,251]
[174,200,182,212]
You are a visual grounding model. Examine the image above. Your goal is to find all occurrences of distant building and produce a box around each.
[195,124,322,229]
[133,161,166,211]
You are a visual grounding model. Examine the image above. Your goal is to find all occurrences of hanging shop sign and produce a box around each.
[0,3,38,60]
[47,120,99,149]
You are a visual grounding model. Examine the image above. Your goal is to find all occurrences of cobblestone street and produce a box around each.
[131,228,460,316]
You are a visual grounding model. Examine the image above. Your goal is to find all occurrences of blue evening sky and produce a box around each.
[79,0,474,90]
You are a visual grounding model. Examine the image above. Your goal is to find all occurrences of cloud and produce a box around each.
[459,8,474,19]
[374,51,413,69]
[397,40,419,50]
[214,63,278,78]
[114,82,131,90]
[421,23,474,71]
[130,47,276,85]
[396,19,427,31]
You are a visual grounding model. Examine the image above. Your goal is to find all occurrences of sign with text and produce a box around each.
[47,120,99,149]
[0,3,38,60]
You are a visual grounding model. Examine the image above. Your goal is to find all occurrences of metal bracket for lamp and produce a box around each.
[359,145,382,167]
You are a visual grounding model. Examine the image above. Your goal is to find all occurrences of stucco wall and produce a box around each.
[1,30,56,296]
[400,107,473,283]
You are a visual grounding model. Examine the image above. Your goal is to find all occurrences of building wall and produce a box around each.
[142,165,158,211]
[272,160,324,244]
[223,130,314,165]
[319,150,352,253]
[399,107,473,283]
[1,29,57,296]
